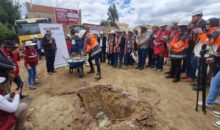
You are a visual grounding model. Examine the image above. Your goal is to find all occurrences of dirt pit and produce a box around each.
[29,84,156,130]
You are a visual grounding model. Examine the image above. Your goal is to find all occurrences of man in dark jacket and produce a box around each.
[98,32,107,63]
[190,10,207,90]
[41,30,57,74]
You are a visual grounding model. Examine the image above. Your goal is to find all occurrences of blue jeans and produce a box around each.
[114,53,119,67]
[125,52,131,66]
[206,71,220,105]
[138,48,147,68]
[119,48,124,66]
[45,52,55,73]
[26,66,37,88]
[155,56,164,70]
[187,54,198,79]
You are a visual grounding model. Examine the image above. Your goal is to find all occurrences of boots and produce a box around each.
[95,72,101,80]
[87,68,95,74]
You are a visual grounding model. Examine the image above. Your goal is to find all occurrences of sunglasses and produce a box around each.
[206,23,210,25]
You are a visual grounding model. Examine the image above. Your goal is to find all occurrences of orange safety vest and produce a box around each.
[169,32,189,53]
[199,27,219,45]
[84,34,98,53]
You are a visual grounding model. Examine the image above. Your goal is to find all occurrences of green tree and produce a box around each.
[107,4,119,27]
[0,0,20,41]
[100,19,109,26]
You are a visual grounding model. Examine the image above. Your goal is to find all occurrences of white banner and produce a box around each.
[39,24,69,68]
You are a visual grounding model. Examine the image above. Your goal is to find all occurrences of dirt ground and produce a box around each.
[13,58,220,130]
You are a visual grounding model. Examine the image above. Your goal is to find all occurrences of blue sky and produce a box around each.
[19,0,220,26]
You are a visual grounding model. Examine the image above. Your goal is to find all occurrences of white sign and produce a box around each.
[39,24,69,68]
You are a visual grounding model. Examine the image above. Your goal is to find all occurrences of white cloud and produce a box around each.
[20,0,220,26]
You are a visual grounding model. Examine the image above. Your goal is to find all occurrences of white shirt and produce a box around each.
[100,38,103,47]
[0,94,20,113]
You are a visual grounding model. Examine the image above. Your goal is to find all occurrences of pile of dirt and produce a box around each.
[29,84,156,130]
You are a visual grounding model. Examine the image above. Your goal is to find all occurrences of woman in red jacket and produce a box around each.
[24,41,38,90]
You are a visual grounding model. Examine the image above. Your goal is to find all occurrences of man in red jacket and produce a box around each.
[2,40,27,98]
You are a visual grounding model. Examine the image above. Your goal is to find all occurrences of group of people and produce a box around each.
[98,10,220,128]
[1,8,220,129]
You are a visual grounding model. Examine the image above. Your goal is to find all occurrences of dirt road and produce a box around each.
[15,59,218,130]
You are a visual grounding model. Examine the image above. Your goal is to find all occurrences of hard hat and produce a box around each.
[192,9,203,16]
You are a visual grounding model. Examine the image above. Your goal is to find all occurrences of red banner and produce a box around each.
[55,8,79,24]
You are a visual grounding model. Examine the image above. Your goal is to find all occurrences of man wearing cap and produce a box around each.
[24,41,38,90]
[190,10,207,90]
[2,40,27,98]
[41,30,57,75]
[136,25,150,70]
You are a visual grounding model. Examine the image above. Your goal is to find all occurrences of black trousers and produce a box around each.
[100,47,106,63]
[45,52,55,73]
[170,59,182,80]
[13,75,23,90]
[148,48,155,67]
[88,53,101,73]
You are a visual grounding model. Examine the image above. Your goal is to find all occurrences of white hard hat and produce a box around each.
[100,31,103,34]
[25,41,36,46]
[0,77,6,84]
[192,9,203,16]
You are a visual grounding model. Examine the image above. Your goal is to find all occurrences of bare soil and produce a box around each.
[14,59,219,130]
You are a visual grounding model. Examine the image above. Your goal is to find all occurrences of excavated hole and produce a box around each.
[76,84,155,128]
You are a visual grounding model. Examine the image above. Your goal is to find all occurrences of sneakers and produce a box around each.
[198,101,214,108]
[211,111,220,118]
[33,80,40,85]
[29,86,36,90]
[95,73,101,80]
[213,120,220,128]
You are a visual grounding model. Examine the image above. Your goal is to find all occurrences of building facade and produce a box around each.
[26,2,81,34]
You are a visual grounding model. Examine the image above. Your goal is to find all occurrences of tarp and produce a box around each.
[39,23,69,68]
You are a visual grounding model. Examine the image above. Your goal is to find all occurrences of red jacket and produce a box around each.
[24,48,38,67]
[153,30,171,57]
[2,48,20,77]
[66,40,72,50]
[0,89,17,130]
